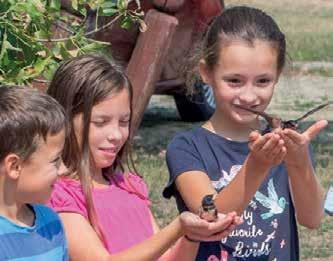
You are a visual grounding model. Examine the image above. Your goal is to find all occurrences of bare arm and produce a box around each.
[60,212,182,261]
[149,212,199,261]
[60,210,239,261]
[175,132,286,215]
[286,157,324,229]
[280,120,327,229]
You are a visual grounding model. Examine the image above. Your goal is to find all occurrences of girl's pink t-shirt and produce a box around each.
[48,173,154,254]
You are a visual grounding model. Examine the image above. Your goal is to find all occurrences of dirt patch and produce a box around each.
[270,74,333,120]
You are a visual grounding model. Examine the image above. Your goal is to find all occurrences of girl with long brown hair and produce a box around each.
[47,53,242,261]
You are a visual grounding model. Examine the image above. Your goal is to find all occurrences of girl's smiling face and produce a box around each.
[74,88,131,171]
[201,40,280,127]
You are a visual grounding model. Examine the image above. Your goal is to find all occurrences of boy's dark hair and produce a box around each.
[0,86,66,162]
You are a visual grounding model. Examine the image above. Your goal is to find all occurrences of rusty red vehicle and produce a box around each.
[60,0,224,128]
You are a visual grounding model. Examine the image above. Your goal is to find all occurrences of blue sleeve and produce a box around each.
[163,133,206,198]
[60,217,69,261]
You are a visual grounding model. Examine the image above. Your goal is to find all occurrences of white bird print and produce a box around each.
[212,165,242,190]
[255,179,287,220]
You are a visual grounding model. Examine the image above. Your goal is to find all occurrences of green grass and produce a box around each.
[290,66,333,78]
[134,112,333,260]
[226,0,333,62]
[134,118,194,226]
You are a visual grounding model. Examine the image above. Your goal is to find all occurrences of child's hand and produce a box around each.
[278,120,327,167]
[179,211,242,242]
[248,131,287,168]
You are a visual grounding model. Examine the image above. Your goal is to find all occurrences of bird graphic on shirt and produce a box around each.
[212,165,242,190]
[255,179,287,220]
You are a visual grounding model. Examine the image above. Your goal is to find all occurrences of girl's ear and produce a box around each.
[4,154,22,180]
[199,59,213,86]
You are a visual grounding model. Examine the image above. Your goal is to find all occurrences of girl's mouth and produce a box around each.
[99,148,117,157]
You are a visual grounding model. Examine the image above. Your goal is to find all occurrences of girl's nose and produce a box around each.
[57,161,68,177]
[107,127,122,142]
[238,85,257,104]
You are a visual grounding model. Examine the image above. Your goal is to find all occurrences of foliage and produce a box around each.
[0,0,144,85]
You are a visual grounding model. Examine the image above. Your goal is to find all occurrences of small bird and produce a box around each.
[235,102,331,134]
[255,179,287,220]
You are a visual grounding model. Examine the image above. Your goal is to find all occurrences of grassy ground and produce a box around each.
[226,0,333,62]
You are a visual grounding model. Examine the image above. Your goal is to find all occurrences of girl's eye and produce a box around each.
[91,120,106,127]
[119,119,130,127]
[226,78,242,86]
[256,78,272,86]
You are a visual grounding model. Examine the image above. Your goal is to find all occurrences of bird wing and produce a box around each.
[234,105,278,128]
[294,102,331,122]
[255,191,275,209]
[267,179,278,201]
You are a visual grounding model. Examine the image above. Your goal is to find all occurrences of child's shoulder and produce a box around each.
[172,126,203,139]
[112,171,144,183]
[0,204,60,230]
[0,204,67,261]
[169,127,206,146]
[113,172,149,200]
[32,204,62,222]
[52,177,82,195]
[47,177,87,217]
[167,127,222,154]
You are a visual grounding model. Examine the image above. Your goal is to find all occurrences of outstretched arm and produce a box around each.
[279,120,327,229]
[157,211,241,261]
[175,132,286,216]
[59,209,240,261]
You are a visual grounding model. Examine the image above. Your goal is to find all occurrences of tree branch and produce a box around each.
[55,20,75,34]
[32,78,49,83]
[36,14,121,43]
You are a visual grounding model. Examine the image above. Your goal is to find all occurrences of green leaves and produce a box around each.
[49,0,61,11]
[99,1,118,16]
[0,0,145,85]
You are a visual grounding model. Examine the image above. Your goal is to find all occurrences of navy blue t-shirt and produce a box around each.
[163,127,299,261]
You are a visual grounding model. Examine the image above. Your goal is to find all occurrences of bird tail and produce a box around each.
[261,212,274,220]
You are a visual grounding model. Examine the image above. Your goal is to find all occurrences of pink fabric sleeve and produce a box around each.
[48,179,88,218]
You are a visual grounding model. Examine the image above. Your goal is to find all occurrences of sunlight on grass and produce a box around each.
[226,0,333,62]
[299,160,333,260]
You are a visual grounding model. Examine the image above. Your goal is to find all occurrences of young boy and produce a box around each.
[0,86,68,260]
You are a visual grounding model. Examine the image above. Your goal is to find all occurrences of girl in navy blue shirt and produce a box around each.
[164,6,327,261]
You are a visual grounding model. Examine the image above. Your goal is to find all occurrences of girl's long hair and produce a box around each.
[47,53,141,244]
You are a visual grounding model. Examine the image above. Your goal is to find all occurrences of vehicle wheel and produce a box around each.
[174,83,215,122]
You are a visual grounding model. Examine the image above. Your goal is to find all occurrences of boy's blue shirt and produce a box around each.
[164,127,299,261]
[0,204,68,261]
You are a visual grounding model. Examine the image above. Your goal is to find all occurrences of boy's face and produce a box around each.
[16,129,66,204]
